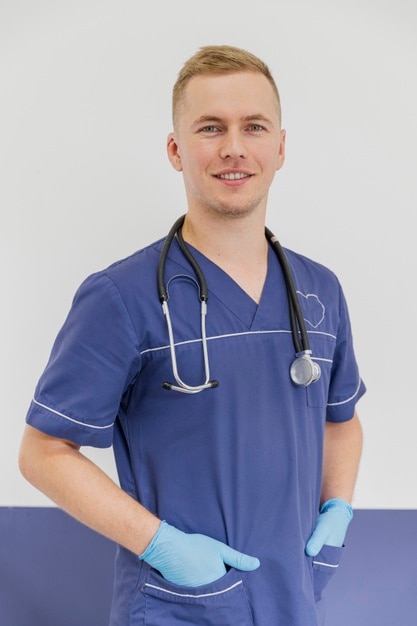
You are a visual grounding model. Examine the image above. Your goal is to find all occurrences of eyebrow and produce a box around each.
[191,114,274,127]
[243,114,274,124]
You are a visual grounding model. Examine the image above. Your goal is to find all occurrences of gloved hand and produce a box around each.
[139,520,260,587]
[305,498,353,557]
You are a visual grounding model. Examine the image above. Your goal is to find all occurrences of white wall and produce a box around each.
[1,0,416,508]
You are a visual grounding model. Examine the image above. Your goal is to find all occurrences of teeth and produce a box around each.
[218,172,249,180]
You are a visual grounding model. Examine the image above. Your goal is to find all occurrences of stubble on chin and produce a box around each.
[200,193,266,221]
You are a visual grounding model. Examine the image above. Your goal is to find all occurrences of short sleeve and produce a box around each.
[326,282,366,422]
[26,272,141,447]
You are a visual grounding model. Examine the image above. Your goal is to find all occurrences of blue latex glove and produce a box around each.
[305,498,353,557]
[139,520,260,587]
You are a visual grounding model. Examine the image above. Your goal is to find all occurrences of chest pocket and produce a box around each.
[305,334,335,408]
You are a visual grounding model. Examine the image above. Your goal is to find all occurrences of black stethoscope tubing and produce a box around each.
[265,226,308,355]
[158,215,209,303]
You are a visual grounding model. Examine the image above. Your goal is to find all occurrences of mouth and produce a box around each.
[214,172,252,181]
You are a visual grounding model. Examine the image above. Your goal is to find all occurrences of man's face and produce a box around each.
[167,72,286,220]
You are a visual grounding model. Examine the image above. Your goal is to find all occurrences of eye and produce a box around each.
[247,124,264,131]
[201,125,219,133]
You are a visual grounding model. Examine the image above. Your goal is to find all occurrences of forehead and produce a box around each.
[177,72,281,126]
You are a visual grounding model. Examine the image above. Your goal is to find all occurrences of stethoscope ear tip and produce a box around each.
[162,380,219,392]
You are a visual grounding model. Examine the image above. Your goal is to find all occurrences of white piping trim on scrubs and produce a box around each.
[327,378,364,407]
[140,329,337,356]
[312,561,339,569]
[143,580,243,599]
[142,330,363,409]
[308,330,337,339]
[32,398,113,430]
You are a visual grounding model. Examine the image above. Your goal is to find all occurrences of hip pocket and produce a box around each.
[312,544,343,601]
[143,567,254,626]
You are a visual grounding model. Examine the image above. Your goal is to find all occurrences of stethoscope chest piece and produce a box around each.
[290,351,321,386]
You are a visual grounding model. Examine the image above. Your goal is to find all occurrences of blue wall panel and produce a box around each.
[325,510,417,626]
[0,508,114,626]
[1,509,416,626]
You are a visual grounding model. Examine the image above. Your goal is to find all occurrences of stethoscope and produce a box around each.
[157,215,321,394]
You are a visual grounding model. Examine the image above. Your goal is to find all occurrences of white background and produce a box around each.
[1,0,416,508]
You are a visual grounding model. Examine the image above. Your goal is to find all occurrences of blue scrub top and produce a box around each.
[26,236,366,626]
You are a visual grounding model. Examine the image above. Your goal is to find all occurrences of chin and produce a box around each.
[208,201,262,220]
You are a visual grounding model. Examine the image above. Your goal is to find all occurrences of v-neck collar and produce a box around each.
[166,240,286,330]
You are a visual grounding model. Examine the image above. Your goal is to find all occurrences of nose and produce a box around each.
[219,128,247,159]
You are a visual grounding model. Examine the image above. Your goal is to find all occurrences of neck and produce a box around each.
[181,212,269,304]
[182,211,268,263]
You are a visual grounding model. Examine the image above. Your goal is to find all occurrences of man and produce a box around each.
[19,45,365,625]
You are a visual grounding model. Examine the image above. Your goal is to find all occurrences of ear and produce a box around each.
[167,133,183,172]
[276,129,286,171]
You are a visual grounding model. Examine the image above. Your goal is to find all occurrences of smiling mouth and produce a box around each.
[215,172,251,181]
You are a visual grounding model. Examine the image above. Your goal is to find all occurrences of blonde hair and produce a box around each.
[172,45,281,127]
